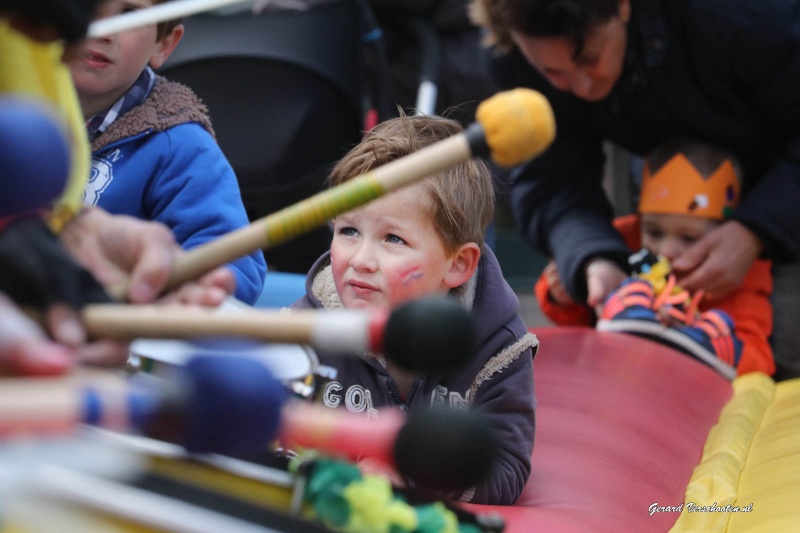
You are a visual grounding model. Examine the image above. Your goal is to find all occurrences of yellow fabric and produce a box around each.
[670,374,800,533]
[476,88,555,168]
[670,372,774,533]
[0,21,89,231]
[727,377,800,532]
[639,154,740,220]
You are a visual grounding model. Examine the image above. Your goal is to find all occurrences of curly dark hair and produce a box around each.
[470,0,620,57]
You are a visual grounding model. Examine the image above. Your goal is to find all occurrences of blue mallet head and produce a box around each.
[182,355,287,458]
[0,98,71,217]
[132,355,288,459]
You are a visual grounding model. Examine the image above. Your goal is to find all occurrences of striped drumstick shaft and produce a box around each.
[162,134,472,292]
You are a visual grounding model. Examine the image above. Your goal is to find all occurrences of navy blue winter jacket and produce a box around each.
[488,0,800,300]
[292,246,537,505]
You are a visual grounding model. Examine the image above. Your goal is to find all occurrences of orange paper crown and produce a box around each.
[639,153,740,220]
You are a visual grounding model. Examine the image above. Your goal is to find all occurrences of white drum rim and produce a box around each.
[129,338,318,383]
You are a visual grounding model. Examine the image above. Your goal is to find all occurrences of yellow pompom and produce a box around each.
[342,476,417,533]
[476,88,556,167]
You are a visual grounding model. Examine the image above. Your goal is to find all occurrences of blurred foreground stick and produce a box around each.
[107,88,556,299]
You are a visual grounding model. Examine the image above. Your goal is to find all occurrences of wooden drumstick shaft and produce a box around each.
[87,0,253,38]
[82,296,472,375]
[0,368,134,437]
[81,304,377,354]
[83,305,314,341]
[166,135,471,294]
[105,135,470,301]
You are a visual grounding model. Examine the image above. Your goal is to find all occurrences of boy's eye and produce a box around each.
[338,226,358,237]
[681,234,699,245]
[386,234,406,245]
[643,228,663,240]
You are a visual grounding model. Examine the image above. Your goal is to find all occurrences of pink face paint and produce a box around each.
[400,266,424,286]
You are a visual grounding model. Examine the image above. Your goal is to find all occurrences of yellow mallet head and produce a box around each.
[474,88,556,167]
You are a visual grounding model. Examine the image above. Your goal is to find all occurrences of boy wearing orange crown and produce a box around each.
[535,138,774,379]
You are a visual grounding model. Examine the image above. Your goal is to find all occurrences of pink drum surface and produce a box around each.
[466,327,733,533]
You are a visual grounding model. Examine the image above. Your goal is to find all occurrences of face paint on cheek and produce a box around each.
[399,266,424,287]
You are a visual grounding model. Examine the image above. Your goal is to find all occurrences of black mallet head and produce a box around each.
[382,296,478,375]
[393,408,498,494]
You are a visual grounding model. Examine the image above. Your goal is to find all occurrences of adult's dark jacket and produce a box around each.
[488,0,800,301]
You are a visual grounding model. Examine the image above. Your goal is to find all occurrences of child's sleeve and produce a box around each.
[146,124,267,304]
[461,328,537,505]
[534,273,595,326]
[712,259,775,376]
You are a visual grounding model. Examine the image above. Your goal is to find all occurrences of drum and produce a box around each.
[0,428,327,533]
[128,298,335,401]
[1,429,505,533]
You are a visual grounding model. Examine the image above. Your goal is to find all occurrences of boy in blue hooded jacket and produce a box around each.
[68,0,265,304]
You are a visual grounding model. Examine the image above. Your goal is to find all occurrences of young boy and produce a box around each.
[536,139,774,378]
[67,0,266,304]
[292,114,537,505]
[1,1,237,373]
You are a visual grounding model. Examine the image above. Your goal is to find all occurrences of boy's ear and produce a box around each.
[443,242,481,289]
[149,23,184,70]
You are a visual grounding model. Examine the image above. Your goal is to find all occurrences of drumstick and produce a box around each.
[0,356,497,493]
[0,355,284,458]
[107,88,555,300]
[280,402,498,494]
[87,0,254,38]
[0,356,285,457]
[81,295,476,374]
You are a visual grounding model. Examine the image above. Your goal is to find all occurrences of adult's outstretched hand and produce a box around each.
[59,208,236,308]
[672,220,762,300]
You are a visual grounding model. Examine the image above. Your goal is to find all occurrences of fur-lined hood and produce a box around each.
[91,76,214,152]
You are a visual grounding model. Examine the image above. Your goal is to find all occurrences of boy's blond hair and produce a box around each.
[328,114,495,253]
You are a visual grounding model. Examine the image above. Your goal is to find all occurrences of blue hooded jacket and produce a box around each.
[82,77,266,304]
